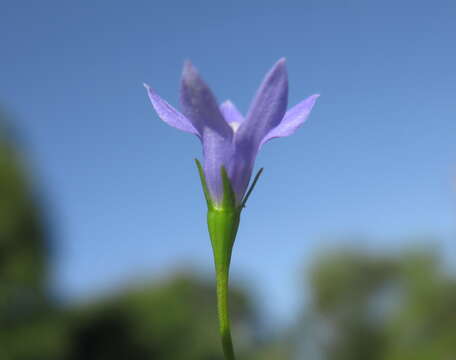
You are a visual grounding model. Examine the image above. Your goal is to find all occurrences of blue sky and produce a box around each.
[1,0,456,326]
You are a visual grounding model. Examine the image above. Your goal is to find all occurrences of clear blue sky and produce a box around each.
[2,0,456,326]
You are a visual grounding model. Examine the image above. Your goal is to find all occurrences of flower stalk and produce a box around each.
[209,208,239,360]
[197,159,262,359]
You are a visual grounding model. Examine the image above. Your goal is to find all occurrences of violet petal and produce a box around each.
[144,84,199,136]
[260,94,319,147]
[236,58,288,146]
[180,61,234,204]
[180,61,233,138]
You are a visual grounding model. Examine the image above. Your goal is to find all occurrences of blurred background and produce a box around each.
[1,0,456,359]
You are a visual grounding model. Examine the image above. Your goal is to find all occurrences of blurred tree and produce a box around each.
[249,338,293,360]
[383,252,456,360]
[0,109,64,359]
[298,246,456,360]
[64,271,256,360]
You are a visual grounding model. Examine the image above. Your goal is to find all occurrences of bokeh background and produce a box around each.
[1,0,456,359]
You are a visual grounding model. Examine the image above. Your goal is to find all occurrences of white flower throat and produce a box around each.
[230,121,240,133]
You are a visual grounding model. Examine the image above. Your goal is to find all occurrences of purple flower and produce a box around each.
[145,59,319,206]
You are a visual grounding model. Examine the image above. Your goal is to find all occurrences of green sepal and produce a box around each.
[221,166,237,211]
[207,166,241,270]
[241,167,264,208]
[195,158,213,210]
[195,159,264,212]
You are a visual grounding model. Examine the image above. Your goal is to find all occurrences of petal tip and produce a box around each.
[182,60,198,78]
[310,94,320,105]
[144,84,158,99]
[274,58,287,71]
[270,58,288,77]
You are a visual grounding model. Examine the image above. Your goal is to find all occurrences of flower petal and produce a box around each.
[144,83,199,136]
[202,129,234,205]
[179,62,235,204]
[180,61,233,139]
[227,141,257,203]
[220,100,244,125]
[260,94,319,147]
[236,58,288,145]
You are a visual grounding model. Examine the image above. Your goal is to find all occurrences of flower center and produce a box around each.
[230,121,240,132]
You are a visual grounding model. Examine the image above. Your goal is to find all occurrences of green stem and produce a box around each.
[216,265,235,360]
[207,208,240,360]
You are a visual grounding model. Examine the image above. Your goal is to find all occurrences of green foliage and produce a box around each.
[0,111,63,359]
[0,133,49,314]
[305,247,456,360]
[64,272,254,360]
